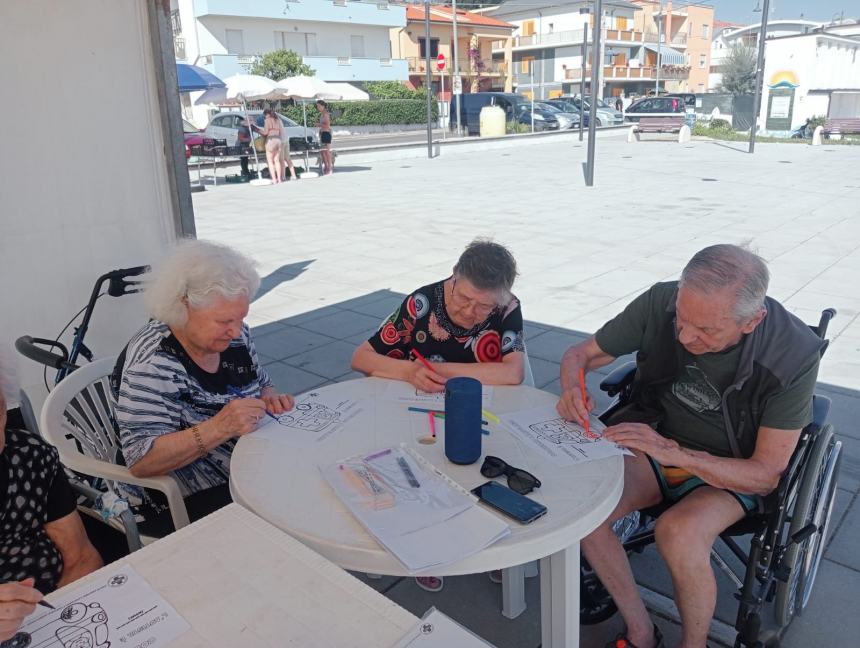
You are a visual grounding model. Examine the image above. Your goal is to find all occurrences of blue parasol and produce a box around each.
[176,64,225,93]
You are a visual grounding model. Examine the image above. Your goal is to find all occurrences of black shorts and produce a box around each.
[321,131,332,145]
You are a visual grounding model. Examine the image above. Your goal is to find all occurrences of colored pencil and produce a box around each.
[227,385,278,422]
[428,412,436,438]
[411,348,434,372]
[579,368,596,438]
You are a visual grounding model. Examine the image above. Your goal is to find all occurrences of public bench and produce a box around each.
[813,118,860,145]
[627,116,691,144]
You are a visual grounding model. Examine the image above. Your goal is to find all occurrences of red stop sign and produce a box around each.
[436,53,446,71]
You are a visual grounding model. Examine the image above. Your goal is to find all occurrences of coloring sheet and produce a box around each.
[500,404,631,466]
[383,380,493,406]
[3,565,188,648]
[255,390,362,447]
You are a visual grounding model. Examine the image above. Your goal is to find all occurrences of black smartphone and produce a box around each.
[471,481,548,524]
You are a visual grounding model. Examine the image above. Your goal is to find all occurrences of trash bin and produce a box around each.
[479,105,506,137]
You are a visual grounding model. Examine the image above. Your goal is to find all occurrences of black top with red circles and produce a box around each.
[368,280,525,363]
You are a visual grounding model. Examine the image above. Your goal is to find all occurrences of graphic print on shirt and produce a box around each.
[672,363,722,413]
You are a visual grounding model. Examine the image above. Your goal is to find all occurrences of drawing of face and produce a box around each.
[55,626,94,648]
[60,604,88,624]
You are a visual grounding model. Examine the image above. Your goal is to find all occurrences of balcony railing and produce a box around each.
[565,65,688,81]
[493,28,653,50]
[642,31,688,46]
[174,37,186,61]
[406,57,506,76]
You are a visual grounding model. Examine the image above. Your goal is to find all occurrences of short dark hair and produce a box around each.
[453,239,518,295]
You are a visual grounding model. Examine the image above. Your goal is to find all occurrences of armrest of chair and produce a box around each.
[59,454,190,531]
[599,361,637,397]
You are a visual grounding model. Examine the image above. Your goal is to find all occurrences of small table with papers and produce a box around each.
[230,378,624,647]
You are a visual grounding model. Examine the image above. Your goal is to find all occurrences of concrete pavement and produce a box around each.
[194,134,860,647]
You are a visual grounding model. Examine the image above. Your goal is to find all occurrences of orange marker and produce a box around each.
[428,411,437,438]
[579,368,596,439]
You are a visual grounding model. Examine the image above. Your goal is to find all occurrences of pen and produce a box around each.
[407,406,444,415]
[428,412,436,438]
[411,348,435,372]
[0,582,54,609]
[578,368,596,439]
[226,385,278,422]
[396,456,421,488]
[481,409,500,425]
[364,448,392,462]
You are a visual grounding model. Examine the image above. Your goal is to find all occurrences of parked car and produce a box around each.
[545,99,593,127]
[203,110,319,149]
[665,93,697,110]
[559,95,624,126]
[623,96,686,123]
[183,119,204,159]
[449,92,531,135]
[536,102,579,129]
[516,104,560,131]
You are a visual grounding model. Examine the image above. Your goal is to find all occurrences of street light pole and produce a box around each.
[579,22,588,142]
[424,0,433,158]
[749,0,770,154]
[452,0,462,135]
[655,3,662,95]
[585,0,603,187]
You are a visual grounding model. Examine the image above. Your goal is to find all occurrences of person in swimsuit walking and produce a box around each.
[315,100,333,176]
[261,108,284,185]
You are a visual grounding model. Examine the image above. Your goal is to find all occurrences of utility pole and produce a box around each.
[424,0,433,158]
[749,0,771,153]
[585,0,602,187]
[452,0,462,135]
[579,23,588,141]
[655,3,662,95]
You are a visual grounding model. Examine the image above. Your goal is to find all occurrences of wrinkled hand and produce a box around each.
[212,397,267,439]
[261,392,294,415]
[407,363,447,393]
[556,384,595,427]
[603,423,683,465]
[0,579,41,641]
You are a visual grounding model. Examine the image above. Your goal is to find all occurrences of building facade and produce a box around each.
[391,5,514,98]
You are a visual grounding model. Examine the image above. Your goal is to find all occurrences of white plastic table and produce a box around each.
[42,503,418,647]
[230,378,624,647]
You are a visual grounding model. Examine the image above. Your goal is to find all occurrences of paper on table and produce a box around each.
[10,565,188,648]
[500,403,632,466]
[389,608,498,647]
[383,380,493,406]
[254,389,362,447]
[321,447,509,573]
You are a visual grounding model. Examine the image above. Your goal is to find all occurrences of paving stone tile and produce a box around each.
[262,361,328,395]
[294,310,382,340]
[252,326,337,361]
[282,340,358,380]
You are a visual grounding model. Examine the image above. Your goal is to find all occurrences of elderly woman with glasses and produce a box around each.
[113,240,294,521]
[352,239,525,391]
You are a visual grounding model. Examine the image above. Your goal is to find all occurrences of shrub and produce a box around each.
[709,118,731,130]
[279,100,437,126]
[807,114,826,130]
[365,81,427,101]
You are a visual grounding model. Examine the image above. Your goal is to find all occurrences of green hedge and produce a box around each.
[279,99,437,126]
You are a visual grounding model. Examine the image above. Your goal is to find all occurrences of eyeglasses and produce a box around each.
[480,456,541,495]
[450,278,498,319]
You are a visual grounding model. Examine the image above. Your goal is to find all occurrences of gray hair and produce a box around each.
[453,239,518,300]
[145,239,260,327]
[680,244,769,322]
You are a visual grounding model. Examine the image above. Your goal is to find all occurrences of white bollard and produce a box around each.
[678,124,691,144]
[627,125,639,143]
[812,125,823,146]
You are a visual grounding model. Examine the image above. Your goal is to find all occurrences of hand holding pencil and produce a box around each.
[0,578,52,641]
[407,349,447,393]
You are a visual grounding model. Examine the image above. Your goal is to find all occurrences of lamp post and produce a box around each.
[585,0,603,187]
[579,22,588,142]
[749,0,770,153]
[452,0,462,135]
[424,0,433,158]
[655,3,662,95]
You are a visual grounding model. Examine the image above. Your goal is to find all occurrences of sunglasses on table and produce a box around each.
[480,456,541,495]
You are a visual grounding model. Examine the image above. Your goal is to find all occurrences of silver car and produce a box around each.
[203,110,319,147]
[536,102,579,129]
[560,95,624,126]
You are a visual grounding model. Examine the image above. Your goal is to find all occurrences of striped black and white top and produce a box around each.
[114,320,272,496]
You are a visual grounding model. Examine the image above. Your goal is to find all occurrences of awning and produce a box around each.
[643,43,685,66]
[176,63,225,93]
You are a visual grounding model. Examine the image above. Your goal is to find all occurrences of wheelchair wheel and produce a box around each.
[774,424,842,627]
[580,558,618,625]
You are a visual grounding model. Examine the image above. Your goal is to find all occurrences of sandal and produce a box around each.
[606,623,664,648]
[415,576,444,592]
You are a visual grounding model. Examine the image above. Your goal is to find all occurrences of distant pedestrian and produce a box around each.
[261,108,284,185]
[237,116,260,179]
[615,96,623,112]
[316,100,334,176]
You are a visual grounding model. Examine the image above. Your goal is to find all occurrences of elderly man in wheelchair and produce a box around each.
[558,244,840,648]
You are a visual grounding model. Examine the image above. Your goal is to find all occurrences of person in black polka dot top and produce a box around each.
[0,389,103,618]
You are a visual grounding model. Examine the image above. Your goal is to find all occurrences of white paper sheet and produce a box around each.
[390,608,497,647]
[254,390,362,447]
[500,404,632,466]
[383,380,493,406]
[9,565,188,648]
[321,447,509,573]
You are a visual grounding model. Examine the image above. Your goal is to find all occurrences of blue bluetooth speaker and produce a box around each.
[444,377,483,465]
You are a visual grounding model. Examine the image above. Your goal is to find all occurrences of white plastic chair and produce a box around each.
[39,356,190,539]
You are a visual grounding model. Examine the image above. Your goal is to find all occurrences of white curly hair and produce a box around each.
[145,239,260,327]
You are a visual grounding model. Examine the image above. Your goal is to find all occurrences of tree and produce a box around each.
[249,49,314,80]
[718,44,757,96]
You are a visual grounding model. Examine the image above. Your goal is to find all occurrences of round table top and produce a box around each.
[230,377,623,576]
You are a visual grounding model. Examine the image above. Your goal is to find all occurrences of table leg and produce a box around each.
[540,542,579,648]
[501,564,527,619]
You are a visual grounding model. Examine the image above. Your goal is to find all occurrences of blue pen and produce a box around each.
[227,385,278,422]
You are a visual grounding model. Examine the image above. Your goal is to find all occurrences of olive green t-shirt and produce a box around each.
[595,287,819,457]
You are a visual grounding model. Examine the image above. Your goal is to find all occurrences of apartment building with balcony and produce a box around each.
[172,0,408,123]
[486,0,693,101]
[391,5,514,98]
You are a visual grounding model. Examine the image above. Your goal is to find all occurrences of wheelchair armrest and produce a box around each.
[58,454,190,531]
[812,394,831,428]
[599,362,637,397]
[69,479,144,552]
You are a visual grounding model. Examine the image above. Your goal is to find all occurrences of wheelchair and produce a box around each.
[579,308,842,648]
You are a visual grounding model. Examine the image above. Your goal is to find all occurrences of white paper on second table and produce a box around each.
[383,380,494,406]
[12,564,188,648]
[500,403,632,466]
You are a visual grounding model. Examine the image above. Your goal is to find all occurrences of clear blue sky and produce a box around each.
[712,0,855,25]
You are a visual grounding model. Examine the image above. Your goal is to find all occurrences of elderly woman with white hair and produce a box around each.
[113,240,294,519]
